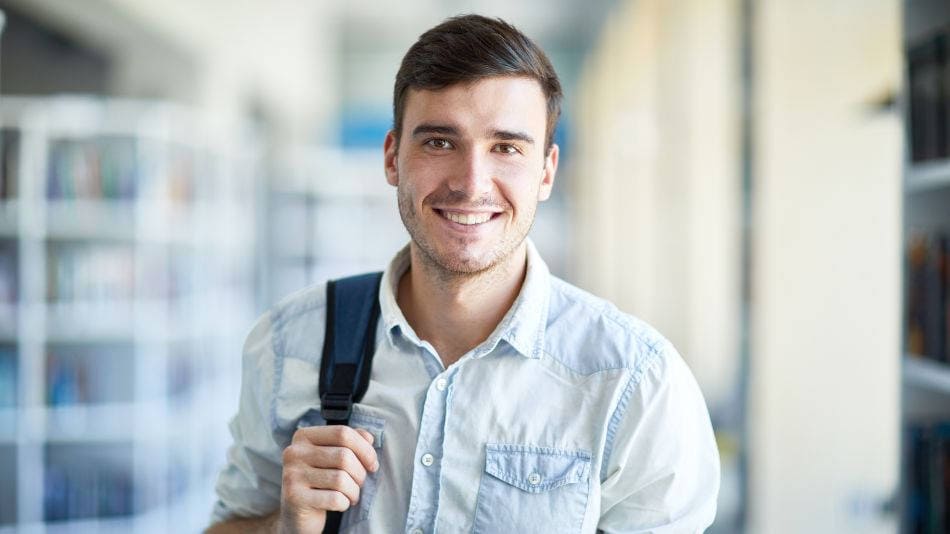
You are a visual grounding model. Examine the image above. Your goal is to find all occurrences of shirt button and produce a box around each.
[421,453,434,467]
[527,472,542,485]
[435,378,447,391]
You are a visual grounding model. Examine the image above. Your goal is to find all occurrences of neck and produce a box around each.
[397,243,528,367]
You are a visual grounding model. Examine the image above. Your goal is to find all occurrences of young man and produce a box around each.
[208,15,719,534]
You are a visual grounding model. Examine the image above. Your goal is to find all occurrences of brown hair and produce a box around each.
[393,14,562,152]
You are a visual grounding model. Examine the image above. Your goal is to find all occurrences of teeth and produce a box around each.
[443,211,492,225]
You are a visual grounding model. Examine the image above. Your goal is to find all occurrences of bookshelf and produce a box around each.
[901,1,950,532]
[905,160,950,192]
[264,147,407,306]
[904,354,950,394]
[0,96,257,533]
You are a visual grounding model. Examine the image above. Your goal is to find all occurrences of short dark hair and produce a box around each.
[393,14,562,152]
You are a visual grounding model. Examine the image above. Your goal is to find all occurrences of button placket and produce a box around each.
[405,367,456,532]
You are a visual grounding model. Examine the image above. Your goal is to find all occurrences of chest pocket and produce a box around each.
[473,444,591,534]
[296,406,385,533]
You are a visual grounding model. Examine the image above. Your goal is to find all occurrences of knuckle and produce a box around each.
[331,491,350,511]
[328,469,348,488]
[332,447,349,467]
[282,444,301,464]
[281,465,301,487]
[331,425,349,441]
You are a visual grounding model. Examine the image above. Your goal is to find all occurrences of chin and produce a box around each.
[432,250,496,274]
[415,239,503,274]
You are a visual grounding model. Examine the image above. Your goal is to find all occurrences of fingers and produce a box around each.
[355,428,374,446]
[289,445,368,486]
[284,464,362,506]
[285,486,352,513]
[294,425,379,473]
[280,425,381,527]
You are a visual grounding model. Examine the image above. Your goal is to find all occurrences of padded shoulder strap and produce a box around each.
[319,271,384,425]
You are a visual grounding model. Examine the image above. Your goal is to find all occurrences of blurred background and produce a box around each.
[0,0,944,533]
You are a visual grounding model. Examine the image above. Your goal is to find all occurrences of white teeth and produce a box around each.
[443,211,492,225]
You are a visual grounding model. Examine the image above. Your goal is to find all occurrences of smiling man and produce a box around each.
[208,15,719,534]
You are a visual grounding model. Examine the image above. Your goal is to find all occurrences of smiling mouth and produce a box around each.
[435,209,499,226]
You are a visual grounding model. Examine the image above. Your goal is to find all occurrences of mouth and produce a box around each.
[434,209,502,226]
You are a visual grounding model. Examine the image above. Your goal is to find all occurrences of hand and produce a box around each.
[276,425,378,534]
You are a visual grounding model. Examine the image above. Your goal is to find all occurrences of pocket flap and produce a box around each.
[484,444,591,493]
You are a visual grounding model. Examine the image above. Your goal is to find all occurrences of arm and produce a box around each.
[208,427,377,534]
[208,314,378,532]
[598,344,720,533]
[205,511,279,534]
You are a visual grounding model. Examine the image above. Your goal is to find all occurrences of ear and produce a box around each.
[384,130,399,186]
[537,143,559,201]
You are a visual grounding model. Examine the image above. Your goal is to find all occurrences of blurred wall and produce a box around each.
[1,0,340,146]
[574,0,742,413]
[749,0,901,532]
[576,0,903,532]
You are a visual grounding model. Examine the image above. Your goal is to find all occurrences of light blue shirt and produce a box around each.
[212,240,719,533]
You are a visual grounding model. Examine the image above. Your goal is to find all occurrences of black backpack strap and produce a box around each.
[319,271,383,534]
[319,271,384,424]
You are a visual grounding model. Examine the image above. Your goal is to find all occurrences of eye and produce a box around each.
[425,138,454,150]
[493,143,521,155]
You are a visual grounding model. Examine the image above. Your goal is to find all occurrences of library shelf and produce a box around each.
[903,355,950,395]
[905,160,950,193]
[44,302,136,343]
[0,201,17,237]
[0,96,257,531]
[0,481,218,534]
[0,304,14,340]
[44,200,137,242]
[901,5,950,532]
[0,408,15,443]
[42,403,159,443]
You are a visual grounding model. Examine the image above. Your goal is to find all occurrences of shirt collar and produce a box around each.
[378,238,550,360]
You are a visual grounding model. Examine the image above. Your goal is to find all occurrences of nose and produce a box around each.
[447,148,493,199]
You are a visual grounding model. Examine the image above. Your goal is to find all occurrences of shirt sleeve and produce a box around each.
[209,312,285,524]
[597,343,720,533]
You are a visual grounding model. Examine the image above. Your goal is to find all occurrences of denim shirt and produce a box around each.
[212,240,720,533]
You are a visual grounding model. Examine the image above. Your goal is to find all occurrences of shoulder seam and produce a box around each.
[599,348,663,482]
[548,278,663,354]
[268,283,328,435]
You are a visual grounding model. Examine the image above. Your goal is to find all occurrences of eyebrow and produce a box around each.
[491,129,535,145]
[411,124,459,137]
[410,123,536,145]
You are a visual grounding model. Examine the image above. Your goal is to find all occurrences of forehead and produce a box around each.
[401,76,547,136]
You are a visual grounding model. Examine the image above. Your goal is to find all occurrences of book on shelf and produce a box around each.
[0,348,15,408]
[908,29,950,163]
[46,346,134,406]
[46,244,135,304]
[907,231,950,363]
[43,444,134,521]
[906,422,950,534]
[47,137,139,200]
[0,243,16,303]
[45,136,198,204]
[0,129,19,200]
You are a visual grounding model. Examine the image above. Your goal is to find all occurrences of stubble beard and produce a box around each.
[396,178,536,284]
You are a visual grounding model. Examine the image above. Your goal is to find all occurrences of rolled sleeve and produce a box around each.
[598,344,720,533]
[210,312,285,525]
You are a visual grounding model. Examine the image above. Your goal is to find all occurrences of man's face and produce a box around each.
[384,76,558,275]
